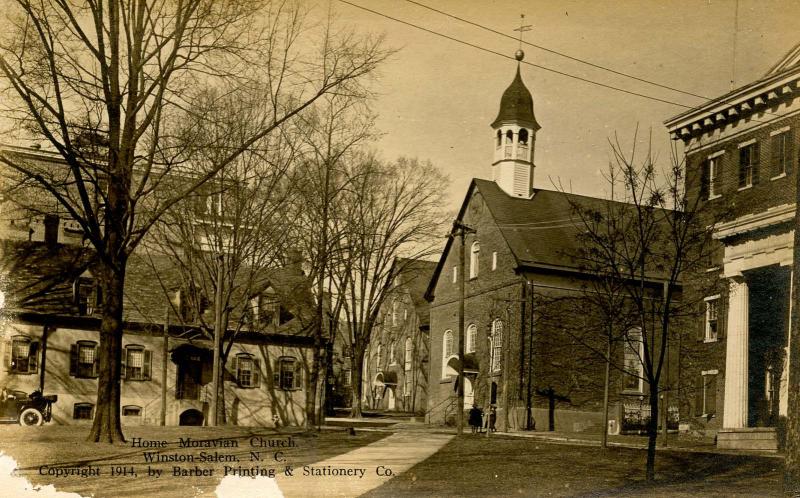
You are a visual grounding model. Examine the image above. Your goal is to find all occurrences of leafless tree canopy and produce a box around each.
[0,0,389,442]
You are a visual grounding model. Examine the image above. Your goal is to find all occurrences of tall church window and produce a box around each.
[490,320,503,372]
[404,337,413,369]
[465,324,477,354]
[443,331,453,358]
[469,241,480,279]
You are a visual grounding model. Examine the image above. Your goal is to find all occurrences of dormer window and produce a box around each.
[173,286,209,324]
[73,274,100,315]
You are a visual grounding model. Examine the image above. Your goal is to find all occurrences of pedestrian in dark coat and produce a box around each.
[468,403,483,434]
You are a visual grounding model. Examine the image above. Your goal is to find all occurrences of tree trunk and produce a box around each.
[350,348,365,418]
[87,261,126,443]
[645,386,659,481]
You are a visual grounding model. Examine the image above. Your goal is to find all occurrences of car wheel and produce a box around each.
[19,408,43,426]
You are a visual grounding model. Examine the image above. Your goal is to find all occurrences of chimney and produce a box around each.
[43,214,59,247]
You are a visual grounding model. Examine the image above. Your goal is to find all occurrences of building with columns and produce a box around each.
[425,53,676,434]
[665,43,800,450]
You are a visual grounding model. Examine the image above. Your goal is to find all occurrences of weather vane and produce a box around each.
[513,14,532,61]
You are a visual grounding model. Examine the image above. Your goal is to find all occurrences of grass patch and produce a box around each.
[0,425,387,497]
[364,434,783,497]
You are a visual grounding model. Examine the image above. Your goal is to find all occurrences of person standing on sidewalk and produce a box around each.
[468,403,483,434]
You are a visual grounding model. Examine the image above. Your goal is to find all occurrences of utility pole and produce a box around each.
[662,280,670,447]
[783,153,800,492]
[453,220,475,436]
[526,280,536,430]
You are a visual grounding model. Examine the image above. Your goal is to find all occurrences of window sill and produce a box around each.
[737,184,752,192]
[705,266,720,273]
[703,337,719,344]
[622,390,644,395]
[707,194,721,201]
[771,173,787,181]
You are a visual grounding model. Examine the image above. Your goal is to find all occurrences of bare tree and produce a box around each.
[571,130,718,480]
[0,0,387,442]
[144,108,302,425]
[329,156,448,418]
[290,92,378,428]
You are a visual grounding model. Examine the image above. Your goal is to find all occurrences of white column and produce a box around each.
[723,276,749,429]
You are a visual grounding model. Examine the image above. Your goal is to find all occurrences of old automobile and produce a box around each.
[0,389,58,425]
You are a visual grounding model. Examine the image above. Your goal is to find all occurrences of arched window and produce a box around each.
[443,330,454,358]
[469,241,480,279]
[490,320,503,372]
[519,128,529,146]
[505,130,514,144]
[389,341,396,364]
[376,344,383,370]
[404,337,413,369]
[466,324,477,354]
[496,130,502,148]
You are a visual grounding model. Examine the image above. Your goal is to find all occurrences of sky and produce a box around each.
[332,0,800,208]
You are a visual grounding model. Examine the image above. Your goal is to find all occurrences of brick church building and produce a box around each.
[425,52,674,434]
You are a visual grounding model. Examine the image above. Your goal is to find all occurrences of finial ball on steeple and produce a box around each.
[515,49,525,61]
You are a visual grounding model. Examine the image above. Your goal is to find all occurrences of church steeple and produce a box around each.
[491,50,539,198]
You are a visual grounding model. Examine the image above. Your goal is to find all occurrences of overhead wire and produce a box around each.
[403,0,711,101]
[337,0,698,109]
[338,0,783,126]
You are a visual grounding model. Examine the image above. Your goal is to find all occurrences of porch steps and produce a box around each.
[717,427,778,451]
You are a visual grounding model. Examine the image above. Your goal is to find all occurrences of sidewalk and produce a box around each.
[273,430,454,497]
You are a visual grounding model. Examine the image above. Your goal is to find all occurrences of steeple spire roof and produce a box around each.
[491,64,540,131]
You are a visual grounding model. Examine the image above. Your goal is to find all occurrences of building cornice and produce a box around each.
[713,203,795,240]
[664,67,800,141]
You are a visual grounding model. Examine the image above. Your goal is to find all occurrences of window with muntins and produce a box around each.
[122,345,152,381]
[490,320,503,372]
[738,142,759,188]
[705,298,719,342]
[4,335,38,374]
[466,324,477,354]
[443,330,454,357]
[235,354,260,388]
[70,341,99,378]
[276,357,302,390]
[707,157,719,198]
[771,131,792,177]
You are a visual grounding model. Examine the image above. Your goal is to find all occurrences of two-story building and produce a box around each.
[665,43,800,450]
[0,145,316,427]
